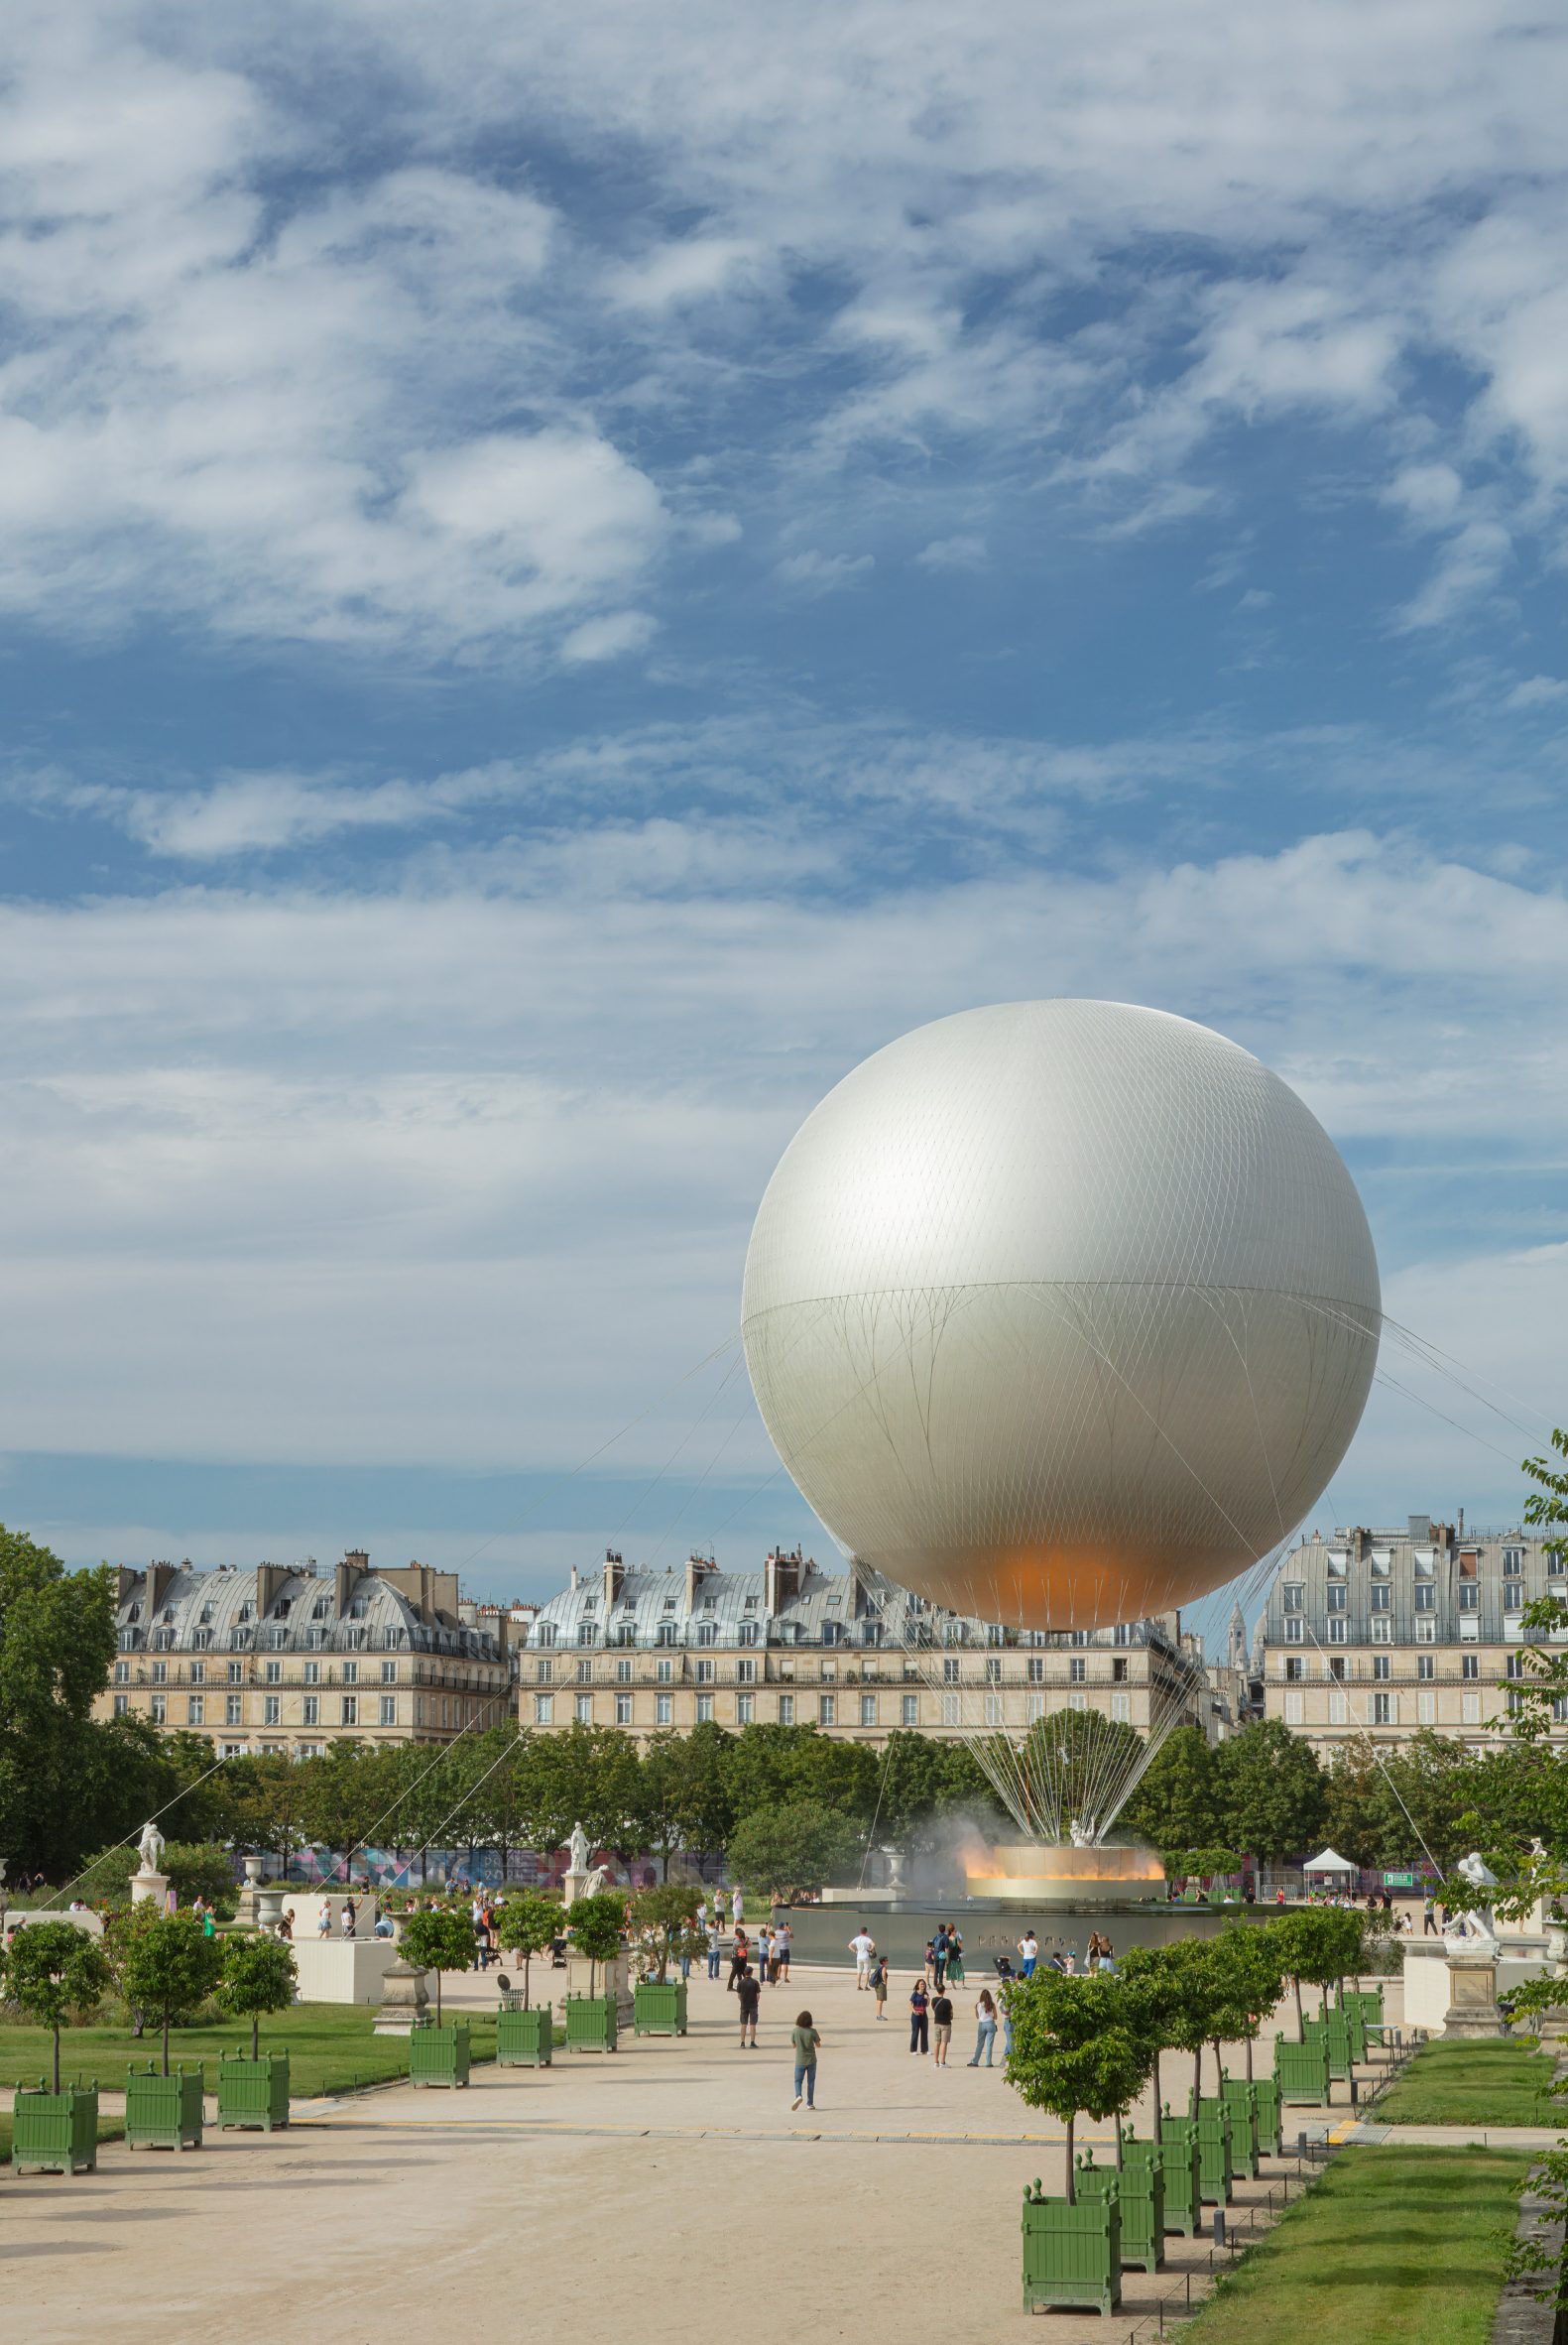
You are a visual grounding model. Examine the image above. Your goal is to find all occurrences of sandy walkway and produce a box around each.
[1,1966,1393,2343]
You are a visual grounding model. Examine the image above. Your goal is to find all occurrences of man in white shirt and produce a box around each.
[731,1885,744,1927]
[849,1927,877,1987]
[1019,1929,1039,1980]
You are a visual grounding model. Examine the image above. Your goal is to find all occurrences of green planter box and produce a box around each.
[634,1979,688,2036]
[1341,1985,1384,2029]
[1219,2077,1261,2179]
[410,2021,471,2088]
[1194,2097,1234,2204]
[10,2079,98,2174]
[1274,2031,1331,2106]
[1077,2142,1165,2275]
[496,2005,553,2067]
[217,2050,291,2131]
[1157,2110,1201,2236]
[1022,2178,1122,2315]
[1302,2013,1352,2079]
[564,1993,619,2053]
[126,2063,204,2151]
[1343,2004,1368,2063]
[1252,2074,1283,2156]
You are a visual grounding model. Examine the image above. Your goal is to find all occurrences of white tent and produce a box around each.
[1302,1847,1357,1873]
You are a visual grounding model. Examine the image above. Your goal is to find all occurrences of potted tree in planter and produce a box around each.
[214,1934,298,2130]
[1210,1924,1287,2162]
[399,1907,477,2086]
[1154,1939,1233,2207]
[3,1920,112,2175]
[112,1908,223,2150]
[564,1891,625,2052]
[495,1890,560,2066]
[1008,1971,1148,2314]
[631,1883,703,2036]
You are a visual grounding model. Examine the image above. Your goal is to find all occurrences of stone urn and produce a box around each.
[373,1957,430,2036]
[233,1854,267,1928]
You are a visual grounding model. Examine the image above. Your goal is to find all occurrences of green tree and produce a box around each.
[525,1724,643,1857]
[215,1934,299,2058]
[1270,1907,1361,2034]
[1121,1727,1221,1850]
[233,1750,314,1874]
[726,1800,861,1899]
[1117,1943,1191,2121]
[0,1530,118,1879]
[631,1881,705,1983]
[565,1890,626,1997]
[720,1725,879,1834]
[635,1726,737,1878]
[1207,1924,1287,2086]
[1213,1721,1324,1863]
[1006,1971,1155,2199]
[877,1731,992,1847]
[111,1905,225,2074]
[398,1907,476,2022]
[495,1889,561,2005]
[3,1919,114,2090]
[300,1741,402,1880]
[1152,1938,1230,2114]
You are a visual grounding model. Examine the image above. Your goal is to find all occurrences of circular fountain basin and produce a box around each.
[962,1843,1167,1906]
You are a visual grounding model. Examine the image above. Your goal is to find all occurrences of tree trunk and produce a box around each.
[434,1968,442,2023]
[1320,1980,1329,2019]
[1212,2037,1224,2096]
[1245,2032,1254,2083]
[1064,2110,1076,2204]
[1115,2110,1125,2170]
[1192,2046,1202,2114]
[1293,1974,1304,2036]
[522,1951,531,2005]
[52,2024,60,2095]
[253,2011,261,2059]
[1151,2048,1161,2125]
[162,2012,171,2076]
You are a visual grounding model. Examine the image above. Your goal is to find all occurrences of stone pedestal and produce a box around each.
[373,1957,430,2035]
[1442,1950,1505,2038]
[130,1867,170,1909]
[562,1867,590,1910]
[564,1951,633,2025]
[233,1855,267,1927]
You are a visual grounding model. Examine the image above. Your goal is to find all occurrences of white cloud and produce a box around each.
[1503,676,1568,711]
[914,534,987,571]
[774,550,875,593]
[559,609,658,664]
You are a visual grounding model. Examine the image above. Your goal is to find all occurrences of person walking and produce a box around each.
[932,1924,949,1989]
[727,1932,751,1993]
[967,1988,999,2066]
[1002,1993,1015,2061]
[1423,1894,1438,1937]
[870,1953,890,2021]
[931,1984,954,2066]
[775,1919,792,1981]
[790,2010,821,2110]
[849,1926,877,1989]
[736,1961,761,2048]
[908,1977,930,2055]
[707,1918,722,1979]
[1018,1928,1039,1980]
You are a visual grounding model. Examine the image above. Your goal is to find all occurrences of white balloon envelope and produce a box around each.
[742,1000,1381,1631]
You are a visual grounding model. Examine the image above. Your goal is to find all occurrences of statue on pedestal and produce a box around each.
[568,1821,590,1877]
[137,1819,167,1877]
[1449,1850,1499,1944]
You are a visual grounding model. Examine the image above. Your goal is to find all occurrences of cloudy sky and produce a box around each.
[4,1,1565,1637]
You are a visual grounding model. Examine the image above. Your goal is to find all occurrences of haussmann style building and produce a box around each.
[1259,1514,1568,1757]
[518,1545,1218,1746]
[98,1551,512,1760]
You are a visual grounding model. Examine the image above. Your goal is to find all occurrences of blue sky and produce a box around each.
[3,2,1566,1644]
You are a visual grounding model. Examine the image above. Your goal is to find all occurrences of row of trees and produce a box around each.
[1009,1908,1366,2200]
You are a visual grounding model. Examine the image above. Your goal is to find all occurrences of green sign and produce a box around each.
[1381,1871,1417,1888]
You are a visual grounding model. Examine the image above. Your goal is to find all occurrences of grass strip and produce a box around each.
[1378,2038,1558,2127]
[1188,2145,1531,2345]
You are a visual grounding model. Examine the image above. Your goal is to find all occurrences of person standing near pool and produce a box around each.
[908,1976,930,2055]
[1018,1927,1039,1980]
[967,1988,999,2067]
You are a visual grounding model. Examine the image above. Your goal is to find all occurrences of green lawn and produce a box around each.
[0,2002,499,2105]
[1378,2038,1559,2127]
[1190,2146,1532,2345]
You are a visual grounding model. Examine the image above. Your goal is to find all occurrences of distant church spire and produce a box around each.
[1227,1597,1248,1672]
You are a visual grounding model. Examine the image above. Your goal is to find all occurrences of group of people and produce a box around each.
[710,1913,791,1981]
[307,1894,396,1942]
[905,1974,1005,2066]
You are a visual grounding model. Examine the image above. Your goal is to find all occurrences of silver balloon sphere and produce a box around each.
[742,1000,1380,1630]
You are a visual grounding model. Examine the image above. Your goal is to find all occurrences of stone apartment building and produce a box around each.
[1259,1515,1568,1758]
[97,1551,511,1760]
[518,1545,1211,1746]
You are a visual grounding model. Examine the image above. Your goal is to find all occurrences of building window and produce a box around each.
[1370,1584,1391,1613]
[902,1694,918,1726]
[1026,1657,1044,1684]
[1328,1690,1348,1725]
[696,1694,714,1722]
[227,1661,242,1683]
[1111,1691,1130,1723]
[576,1694,592,1724]
[1461,1691,1481,1724]
[737,1658,757,1684]
[696,1658,715,1684]
[1371,1617,1391,1644]
[656,1658,673,1684]
[779,1694,794,1725]
[575,1659,592,1683]
[738,1622,758,1647]
[342,1662,358,1685]
[1283,1690,1303,1726]
[615,1694,632,1725]
[1372,1692,1395,1727]
[1372,1655,1390,1681]
[152,1660,168,1685]
[1068,1691,1087,1713]
[738,1693,755,1724]
[1505,1584,1524,1613]
[221,1693,241,1725]
[113,1660,129,1684]
[1462,1655,1480,1680]
[303,1660,320,1684]
[1417,1691,1436,1725]
[262,1696,279,1726]
[578,1624,596,1647]
[1459,1583,1479,1611]
[1025,1692,1045,1723]
[1284,1657,1304,1682]
[1417,1654,1434,1680]
[302,1695,319,1726]
[1068,1658,1086,1684]
[983,1692,1002,1727]
[538,1659,552,1683]
[1284,1618,1304,1644]
[656,1624,676,1647]
[1326,1583,1347,1613]
[940,1692,960,1728]
[535,1695,553,1724]
[1549,1552,1567,1581]
[113,1693,128,1717]
[1327,1618,1348,1645]
[942,1658,960,1684]
[264,1660,281,1684]
[1282,1582,1304,1613]
[1505,1546,1523,1576]
[651,1693,669,1725]
[1414,1583,1435,1612]
[1507,1652,1525,1679]
[860,1694,877,1727]
[382,1661,397,1683]
[1415,1618,1436,1643]
[616,1659,632,1683]
[818,1694,835,1726]
[1327,1656,1346,1681]
[341,1696,357,1725]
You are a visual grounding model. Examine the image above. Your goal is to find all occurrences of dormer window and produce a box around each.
[536,1624,556,1649]
[275,1597,292,1618]
[162,1606,176,1624]
[821,1621,840,1647]
[199,1603,214,1625]
[696,1622,716,1648]
[127,1603,142,1624]
[311,1597,328,1619]
[238,1602,253,1622]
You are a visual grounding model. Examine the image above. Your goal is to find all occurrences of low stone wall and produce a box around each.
[290,1938,403,2007]
[2,1908,104,1936]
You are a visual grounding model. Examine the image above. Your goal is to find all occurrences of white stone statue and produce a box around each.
[1450,1850,1499,1944]
[568,1820,590,1877]
[582,1864,612,1897]
[137,1819,167,1877]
